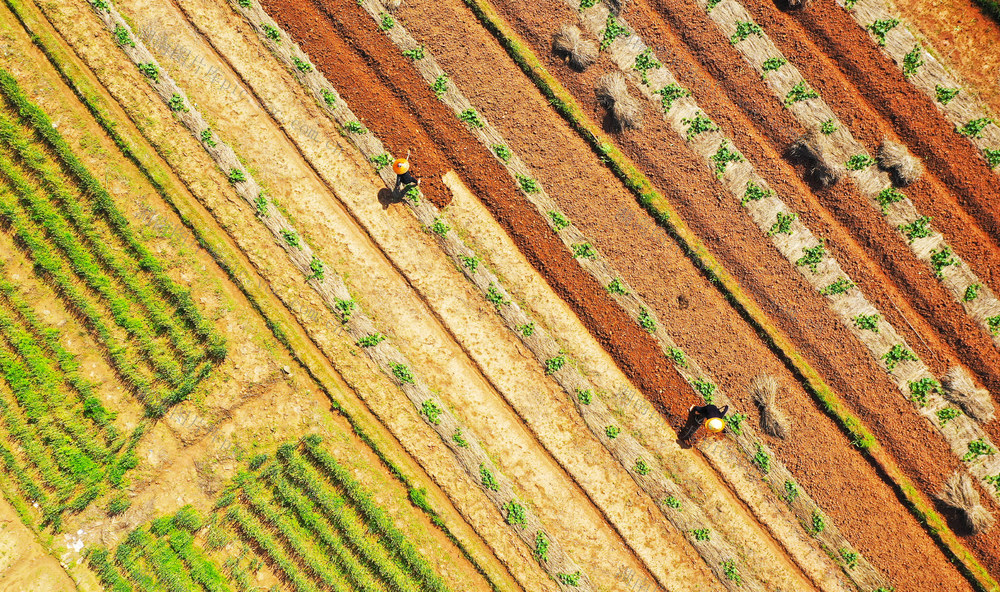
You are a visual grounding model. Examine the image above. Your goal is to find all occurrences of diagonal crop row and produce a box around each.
[835,0,1000,173]
[85,2,591,588]
[694,0,1000,358]
[572,0,1000,511]
[456,0,997,589]
[234,0,868,588]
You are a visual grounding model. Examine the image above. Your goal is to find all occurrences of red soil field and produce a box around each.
[638,0,1000,476]
[481,0,999,583]
[256,0,700,429]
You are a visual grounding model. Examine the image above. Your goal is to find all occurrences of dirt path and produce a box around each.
[0,492,76,592]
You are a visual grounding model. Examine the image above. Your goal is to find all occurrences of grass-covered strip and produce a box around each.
[460,0,997,589]
[0,70,225,361]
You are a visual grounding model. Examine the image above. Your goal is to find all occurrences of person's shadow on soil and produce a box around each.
[676,407,702,449]
[377,188,400,210]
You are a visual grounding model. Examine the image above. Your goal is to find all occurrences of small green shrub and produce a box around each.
[254,195,268,215]
[605,425,620,439]
[820,277,855,296]
[930,246,958,277]
[727,412,747,436]
[693,378,716,403]
[664,496,681,509]
[459,109,485,128]
[519,323,535,337]
[576,389,593,404]
[572,242,597,259]
[281,229,300,247]
[480,464,499,491]
[579,0,597,8]
[867,18,899,46]
[633,48,661,85]
[173,505,204,532]
[840,548,858,569]
[795,240,826,272]
[783,480,799,503]
[983,148,1000,169]
[391,362,415,385]
[634,458,651,475]
[168,93,188,112]
[380,13,395,30]
[692,528,710,541]
[937,407,962,426]
[452,428,469,447]
[114,25,134,47]
[370,153,392,169]
[322,89,337,106]
[548,210,571,230]
[820,119,838,135]
[107,495,130,516]
[767,211,797,236]
[344,120,367,134]
[784,80,819,106]
[882,344,917,371]
[460,254,480,272]
[962,438,996,462]
[958,118,993,139]
[908,377,941,406]
[557,572,581,586]
[544,355,566,375]
[334,298,356,323]
[263,23,280,42]
[899,216,932,242]
[721,559,742,584]
[964,283,982,302]
[988,315,1000,335]
[668,347,688,367]
[681,111,718,139]
[137,62,158,81]
[403,46,426,60]
[607,278,629,295]
[985,474,1000,493]
[492,144,512,162]
[308,257,325,281]
[228,169,246,184]
[711,141,744,178]
[730,21,763,45]
[91,0,109,8]
[405,185,421,204]
[742,180,772,205]
[516,174,540,193]
[752,443,770,473]
[761,57,787,77]
[903,45,924,77]
[535,530,550,562]
[853,313,880,332]
[706,0,722,10]
[876,187,906,213]
[845,154,876,170]
[200,128,216,147]
[935,85,960,105]
[356,333,386,348]
[638,308,656,333]
[656,83,690,113]
[601,15,630,50]
[292,56,313,72]
[810,510,826,535]
[431,218,450,236]
[504,500,527,526]
[432,75,449,98]
[486,285,510,309]
[421,400,443,425]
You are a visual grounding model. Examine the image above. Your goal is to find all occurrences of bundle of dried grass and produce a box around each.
[750,374,790,439]
[552,24,598,72]
[788,128,845,187]
[941,366,995,423]
[595,72,643,131]
[386,0,402,13]
[938,471,994,534]
[877,139,923,186]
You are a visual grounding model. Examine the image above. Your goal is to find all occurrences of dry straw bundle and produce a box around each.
[595,72,643,131]
[788,128,845,187]
[877,139,923,186]
[938,471,994,533]
[552,24,598,72]
[750,374,791,439]
[941,366,995,423]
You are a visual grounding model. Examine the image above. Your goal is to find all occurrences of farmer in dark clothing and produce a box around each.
[392,150,420,197]
[679,403,730,441]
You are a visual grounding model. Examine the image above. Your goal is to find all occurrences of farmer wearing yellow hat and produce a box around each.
[679,403,730,441]
[392,149,420,197]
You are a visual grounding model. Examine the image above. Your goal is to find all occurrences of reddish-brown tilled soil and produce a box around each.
[257,0,697,427]
[480,0,996,584]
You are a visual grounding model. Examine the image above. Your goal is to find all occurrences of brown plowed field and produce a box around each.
[637,0,1000,480]
[476,0,998,583]
[259,0,990,588]
[762,0,1000,250]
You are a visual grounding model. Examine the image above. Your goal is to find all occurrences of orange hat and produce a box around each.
[392,158,410,175]
[705,417,726,433]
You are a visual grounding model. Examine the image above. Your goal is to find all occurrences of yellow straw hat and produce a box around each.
[392,158,410,175]
[705,417,726,433]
